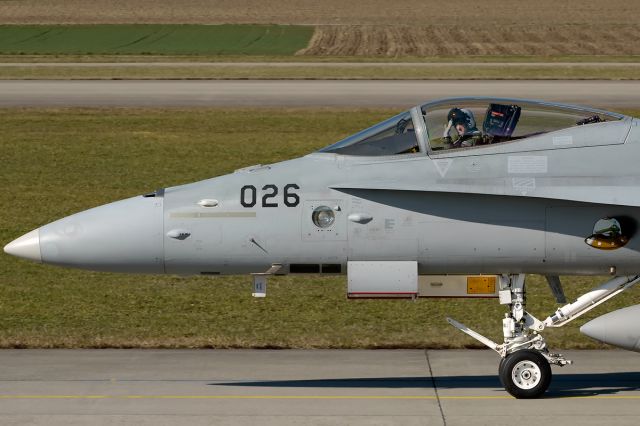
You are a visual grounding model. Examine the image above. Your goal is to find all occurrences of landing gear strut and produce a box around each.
[448,274,640,398]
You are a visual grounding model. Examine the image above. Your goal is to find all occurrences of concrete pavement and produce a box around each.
[0,349,638,425]
[0,80,639,108]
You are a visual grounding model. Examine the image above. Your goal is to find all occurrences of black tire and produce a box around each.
[500,350,552,399]
[498,357,507,386]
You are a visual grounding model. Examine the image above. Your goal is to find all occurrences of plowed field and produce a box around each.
[298,25,640,57]
[1,0,638,26]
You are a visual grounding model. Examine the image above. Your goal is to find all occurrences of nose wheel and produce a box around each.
[499,350,551,399]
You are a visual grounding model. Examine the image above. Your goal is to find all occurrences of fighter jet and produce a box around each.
[5,97,640,398]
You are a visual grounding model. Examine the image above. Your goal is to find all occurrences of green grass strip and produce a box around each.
[1,64,639,80]
[0,25,314,55]
[1,54,639,63]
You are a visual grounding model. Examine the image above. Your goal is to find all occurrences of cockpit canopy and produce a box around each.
[318,97,625,156]
[318,110,421,156]
[423,98,623,152]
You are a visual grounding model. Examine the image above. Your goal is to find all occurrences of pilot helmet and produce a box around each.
[447,108,477,131]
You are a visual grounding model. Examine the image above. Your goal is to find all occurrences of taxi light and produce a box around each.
[312,206,335,228]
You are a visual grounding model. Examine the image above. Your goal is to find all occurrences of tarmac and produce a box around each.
[0,80,639,108]
[0,349,638,425]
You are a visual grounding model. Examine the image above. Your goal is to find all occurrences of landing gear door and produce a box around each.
[347,261,418,298]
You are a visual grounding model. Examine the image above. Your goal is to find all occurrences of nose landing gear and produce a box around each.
[448,274,640,398]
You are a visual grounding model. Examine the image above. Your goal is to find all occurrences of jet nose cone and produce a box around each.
[38,195,164,273]
[4,229,42,263]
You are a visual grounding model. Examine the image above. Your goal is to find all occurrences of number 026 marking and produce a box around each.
[241,184,300,208]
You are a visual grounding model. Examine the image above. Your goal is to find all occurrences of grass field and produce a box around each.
[0,25,313,55]
[2,107,640,348]
[1,63,639,80]
[2,55,640,64]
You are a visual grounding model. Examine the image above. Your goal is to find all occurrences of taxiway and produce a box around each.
[0,80,639,107]
[0,349,638,425]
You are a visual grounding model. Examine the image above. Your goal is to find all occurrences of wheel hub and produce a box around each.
[512,360,541,389]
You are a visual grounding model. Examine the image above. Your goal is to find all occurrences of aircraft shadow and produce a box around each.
[211,372,640,398]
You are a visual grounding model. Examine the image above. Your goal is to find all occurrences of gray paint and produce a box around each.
[581,304,640,351]
[38,196,164,273]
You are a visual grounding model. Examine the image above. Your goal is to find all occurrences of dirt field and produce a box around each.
[298,25,640,56]
[1,0,639,25]
[1,1,639,57]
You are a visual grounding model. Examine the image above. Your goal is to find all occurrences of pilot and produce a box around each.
[443,108,481,148]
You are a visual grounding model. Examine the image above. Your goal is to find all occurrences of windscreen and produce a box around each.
[319,111,420,156]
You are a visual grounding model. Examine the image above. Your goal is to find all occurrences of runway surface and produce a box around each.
[1,80,639,108]
[0,349,638,425]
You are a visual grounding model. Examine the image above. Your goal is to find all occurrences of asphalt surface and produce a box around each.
[0,80,639,108]
[0,349,638,425]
